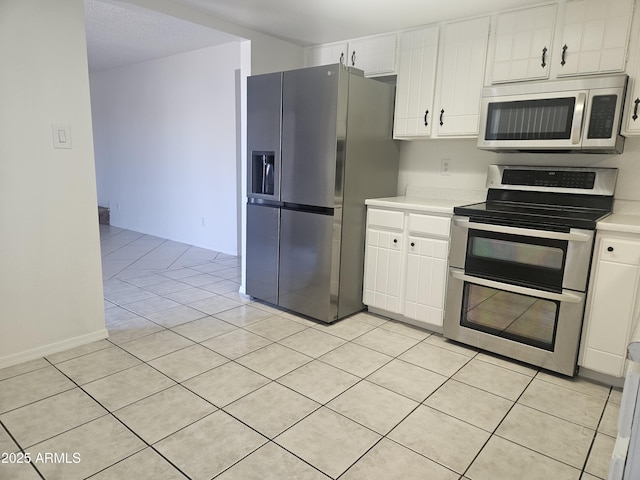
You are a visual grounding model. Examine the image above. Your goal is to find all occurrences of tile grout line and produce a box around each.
[459,369,538,479]
[578,386,616,477]
[0,419,46,479]
[47,354,197,480]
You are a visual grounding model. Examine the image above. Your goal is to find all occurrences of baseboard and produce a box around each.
[0,329,109,370]
[367,307,443,335]
[578,366,625,389]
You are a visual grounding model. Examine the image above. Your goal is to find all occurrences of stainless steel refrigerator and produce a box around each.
[246,64,399,323]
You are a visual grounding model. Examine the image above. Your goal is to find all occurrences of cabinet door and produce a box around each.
[394,26,439,138]
[582,237,640,377]
[348,34,398,76]
[403,236,448,327]
[557,0,634,77]
[491,4,557,83]
[304,42,349,68]
[363,228,403,313]
[436,16,490,137]
[623,27,640,135]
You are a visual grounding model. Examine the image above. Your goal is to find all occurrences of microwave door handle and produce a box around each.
[571,92,587,145]
[450,268,583,304]
[453,218,592,242]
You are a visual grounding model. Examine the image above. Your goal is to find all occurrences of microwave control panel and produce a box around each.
[587,95,617,139]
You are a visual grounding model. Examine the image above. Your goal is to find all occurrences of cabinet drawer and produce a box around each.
[367,208,404,230]
[408,213,451,237]
[599,239,640,265]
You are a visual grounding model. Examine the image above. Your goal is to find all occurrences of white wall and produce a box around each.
[398,137,640,201]
[0,0,106,368]
[91,43,242,254]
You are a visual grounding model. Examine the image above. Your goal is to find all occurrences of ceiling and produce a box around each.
[84,0,241,71]
[85,0,547,71]
[175,0,546,46]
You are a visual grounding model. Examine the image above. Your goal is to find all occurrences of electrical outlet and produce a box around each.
[441,158,452,176]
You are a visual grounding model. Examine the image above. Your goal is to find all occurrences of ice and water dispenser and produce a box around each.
[251,151,275,196]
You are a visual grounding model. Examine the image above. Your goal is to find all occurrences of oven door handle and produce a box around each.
[450,268,584,304]
[453,218,592,242]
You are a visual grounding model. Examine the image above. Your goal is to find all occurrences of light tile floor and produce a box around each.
[0,225,621,480]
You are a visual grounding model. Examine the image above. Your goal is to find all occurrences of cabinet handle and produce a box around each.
[440,109,445,126]
[351,51,356,66]
[541,47,547,68]
[561,44,567,66]
[633,98,640,121]
[607,246,614,252]
[424,110,429,126]
[340,52,344,65]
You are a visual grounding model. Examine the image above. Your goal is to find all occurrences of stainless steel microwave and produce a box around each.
[478,74,628,154]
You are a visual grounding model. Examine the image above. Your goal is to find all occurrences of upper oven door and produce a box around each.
[451,217,594,292]
[465,228,567,291]
[478,90,587,151]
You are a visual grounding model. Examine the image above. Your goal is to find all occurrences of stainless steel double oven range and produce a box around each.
[444,165,617,376]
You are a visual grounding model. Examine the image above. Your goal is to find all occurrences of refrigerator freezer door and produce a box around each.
[247,72,282,201]
[279,208,339,322]
[246,203,280,304]
[281,65,346,208]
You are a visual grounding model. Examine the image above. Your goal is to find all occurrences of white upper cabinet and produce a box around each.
[304,42,349,68]
[623,13,640,135]
[394,17,490,139]
[435,16,491,137]
[304,34,397,77]
[490,4,557,83]
[347,34,398,76]
[555,0,635,77]
[393,26,440,138]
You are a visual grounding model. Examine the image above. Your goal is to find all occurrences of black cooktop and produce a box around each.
[456,166,617,231]
[454,199,612,231]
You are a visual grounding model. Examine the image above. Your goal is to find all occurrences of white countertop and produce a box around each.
[365,196,471,215]
[597,213,640,234]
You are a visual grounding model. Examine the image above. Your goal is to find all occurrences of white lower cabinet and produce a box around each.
[363,207,451,330]
[363,208,404,313]
[364,228,404,313]
[403,235,448,325]
[580,232,640,377]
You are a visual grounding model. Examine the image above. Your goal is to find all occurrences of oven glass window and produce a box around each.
[461,284,558,350]
[470,237,564,270]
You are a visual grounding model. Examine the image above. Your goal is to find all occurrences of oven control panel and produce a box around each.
[501,169,596,189]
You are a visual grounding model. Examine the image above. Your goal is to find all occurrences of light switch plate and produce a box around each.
[52,124,72,149]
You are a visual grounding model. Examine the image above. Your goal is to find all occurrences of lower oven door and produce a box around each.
[444,268,586,376]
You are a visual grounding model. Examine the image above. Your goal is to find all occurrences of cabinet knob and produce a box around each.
[393,239,398,244]
[411,242,415,247]
[607,246,614,252]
